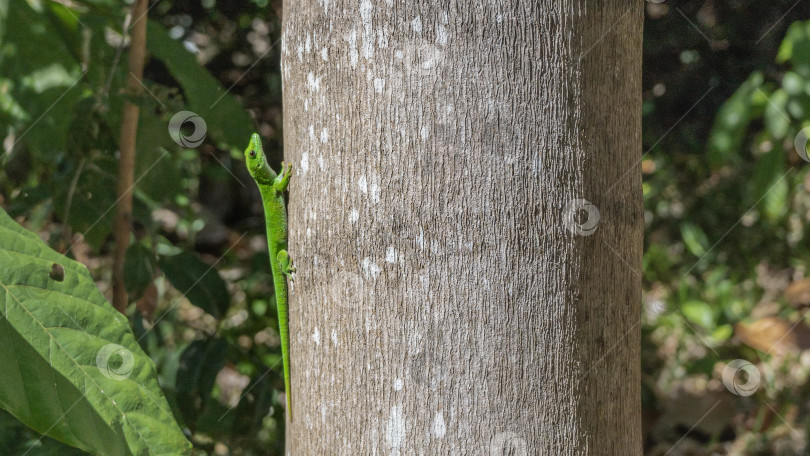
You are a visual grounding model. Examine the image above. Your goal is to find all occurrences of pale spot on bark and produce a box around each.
[358,175,368,193]
[321,47,328,61]
[281,32,288,55]
[385,246,398,263]
[361,257,382,280]
[301,152,310,173]
[331,329,338,346]
[318,155,325,170]
[349,209,359,223]
[393,378,403,391]
[411,16,422,34]
[313,327,321,345]
[320,128,329,144]
[307,72,321,91]
[360,0,374,59]
[374,78,385,94]
[436,24,448,46]
[420,126,429,141]
[369,174,380,203]
[346,29,358,68]
[385,405,406,450]
[305,33,311,53]
[431,412,446,438]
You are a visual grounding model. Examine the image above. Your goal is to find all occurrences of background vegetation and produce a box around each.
[3,1,810,454]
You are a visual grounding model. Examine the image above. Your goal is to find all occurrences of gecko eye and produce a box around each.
[249,150,257,158]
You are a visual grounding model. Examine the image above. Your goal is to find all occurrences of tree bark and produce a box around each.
[282,2,643,454]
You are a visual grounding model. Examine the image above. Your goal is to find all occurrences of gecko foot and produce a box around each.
[278,250,295,277]
[274,162,293,192]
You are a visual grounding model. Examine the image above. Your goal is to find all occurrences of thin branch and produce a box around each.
[61,157,87,247]
[112,0,148,313]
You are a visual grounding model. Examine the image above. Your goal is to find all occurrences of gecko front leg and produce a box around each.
[278,249,295,277]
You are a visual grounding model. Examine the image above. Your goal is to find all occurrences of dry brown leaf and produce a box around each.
[136,282,158,322]
[785,279,810,308]
[735,316,810,354]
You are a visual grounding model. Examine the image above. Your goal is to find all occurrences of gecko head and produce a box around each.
[244,133,267,180]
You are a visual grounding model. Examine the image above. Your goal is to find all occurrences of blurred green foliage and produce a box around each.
[1,0,284,454]
[643,2,810,453]
[5,0,810,454]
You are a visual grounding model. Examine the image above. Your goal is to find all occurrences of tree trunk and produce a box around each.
[282,2,643,454]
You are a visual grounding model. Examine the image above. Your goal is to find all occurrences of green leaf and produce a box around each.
[176,338,228,425]
[763,175,789,222]
[706,72,763,169]
[0,0,8,40]
[680,222,709,258]
[753,146,788,222]
[764,89,790,139]
[783,71,805,95]
[50,156,117,250]
[711,324,733,342]
[2,0,85,155]
[0,408,88,455]
[146,20,254,152]
[0,207,192,455]
[681,300,715,329]
[159,252,230,319]
[777,21,810,77]
[124,242,155,300]
[787,94,810,119]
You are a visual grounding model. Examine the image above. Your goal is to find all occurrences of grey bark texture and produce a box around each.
[282,1,643,454]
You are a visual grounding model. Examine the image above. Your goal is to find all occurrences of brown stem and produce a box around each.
[61,157,87,247]
[112,0,148,313]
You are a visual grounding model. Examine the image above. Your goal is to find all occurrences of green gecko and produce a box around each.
[244,133,295,421]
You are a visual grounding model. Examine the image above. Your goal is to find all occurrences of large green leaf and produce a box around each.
[0,207,192,455]
[146,20,254,152]
[681,300,715,329]
[124,242,156,300]
[49,155,118,250]
[158,252,230,319]
[706,72,763,169]
[175,338,228,426]
[777,20,810,77]
[752,145,788,222]
[0,0,7,41]
[1,0,85,156]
